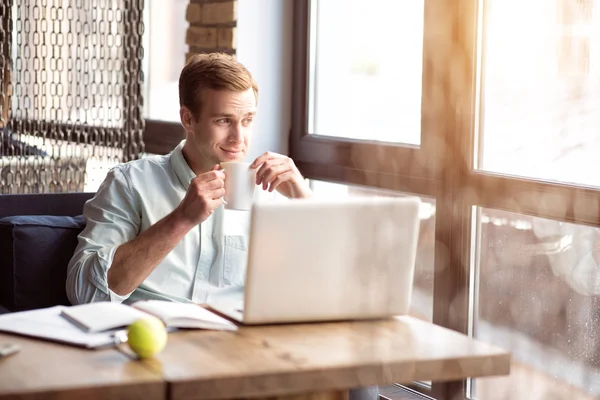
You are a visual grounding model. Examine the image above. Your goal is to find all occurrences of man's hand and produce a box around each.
[174,165,225,227]
[251,152,312,199]
[108,166,225,296]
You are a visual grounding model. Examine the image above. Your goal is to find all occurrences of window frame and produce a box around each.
[290,0,600,399]
[290,0,451,199]
[143,119,184,155]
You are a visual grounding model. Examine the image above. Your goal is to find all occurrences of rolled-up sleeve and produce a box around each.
[66,166,141,305]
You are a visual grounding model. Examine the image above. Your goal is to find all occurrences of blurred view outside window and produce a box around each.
[143,0,187,122]
[34,0,184,192]
[472,208,600,400]
[478,0,600,187]
[468,0,600,398]
[301,0,600,398]
[309,180,434,322]
[84,0,187,190]
[309,0,424,145]
[2,0,144,194]
[1,1,183,194]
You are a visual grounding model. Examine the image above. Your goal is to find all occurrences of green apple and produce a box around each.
[127,316,168,358]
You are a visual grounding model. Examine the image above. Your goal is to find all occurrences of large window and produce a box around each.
[478,0,600,188]
[143,0,187,123]
[291,0,600,399]
[1,0,145,194]
[309,0,424,145]
[141,0,186,156]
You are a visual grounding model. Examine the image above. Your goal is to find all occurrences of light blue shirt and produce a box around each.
[66,141,255,305]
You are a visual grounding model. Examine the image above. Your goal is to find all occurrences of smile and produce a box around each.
[220,148,243,154]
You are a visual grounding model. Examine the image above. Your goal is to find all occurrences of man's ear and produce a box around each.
[180,107,194,132]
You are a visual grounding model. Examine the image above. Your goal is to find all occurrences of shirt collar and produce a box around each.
[170,140,196,191]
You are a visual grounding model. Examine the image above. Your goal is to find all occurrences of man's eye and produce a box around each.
[243,118,253,125]
[217,118,231,124]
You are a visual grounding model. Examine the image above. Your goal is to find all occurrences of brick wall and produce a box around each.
[185,0,237,60]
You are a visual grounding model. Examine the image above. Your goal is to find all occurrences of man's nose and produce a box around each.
[228,123,244,143]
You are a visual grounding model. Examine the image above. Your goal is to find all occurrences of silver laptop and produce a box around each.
[209,196,421,325]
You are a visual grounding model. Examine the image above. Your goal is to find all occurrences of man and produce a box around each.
[66,53,377,400]
[66,53,312,305]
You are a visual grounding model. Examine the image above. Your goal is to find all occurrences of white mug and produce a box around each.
[220,162,257,211]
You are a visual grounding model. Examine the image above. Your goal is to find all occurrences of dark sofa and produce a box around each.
[0,192,94,314]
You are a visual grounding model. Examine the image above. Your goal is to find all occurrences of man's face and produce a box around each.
[182,87,256,170]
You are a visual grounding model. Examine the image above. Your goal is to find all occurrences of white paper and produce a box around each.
[132,300,238,331]
[60,302,148,333]
[0,306,117,348]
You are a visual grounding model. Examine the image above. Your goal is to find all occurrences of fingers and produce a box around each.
[195,169,225,183]
[259,164,287,191]
[268,171,295,192]
[251,151,283,169]
[253,154,303,194]
[189,171,225,202]
[178,168,227,225]
[250,153,269,169]
[194,187,225,212]
[210,188,226,200]
[256,159,287,186]
[199,178,224,191]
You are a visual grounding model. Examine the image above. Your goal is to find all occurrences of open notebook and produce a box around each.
[0,306,119,349]
[60,300,238,333]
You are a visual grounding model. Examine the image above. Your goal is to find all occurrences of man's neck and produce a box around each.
[181,143,215,176]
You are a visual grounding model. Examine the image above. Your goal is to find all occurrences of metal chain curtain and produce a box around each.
[0,0,144,194]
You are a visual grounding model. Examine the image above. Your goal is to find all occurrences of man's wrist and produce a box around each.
[167,208,199,236]
[291,183,313,199]
[298,186,313,199]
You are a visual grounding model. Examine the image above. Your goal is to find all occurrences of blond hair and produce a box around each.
[179,53,258,120]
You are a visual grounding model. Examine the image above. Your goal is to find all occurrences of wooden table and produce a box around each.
[141,316,510,400]
[0,316,510,400]
[0,333,165,400]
